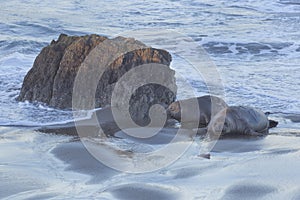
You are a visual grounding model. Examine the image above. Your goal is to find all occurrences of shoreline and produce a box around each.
[1,124,300,199]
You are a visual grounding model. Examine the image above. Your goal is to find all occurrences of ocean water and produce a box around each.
[1,0,300,199]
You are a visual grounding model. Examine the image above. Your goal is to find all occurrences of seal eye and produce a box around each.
[223,121,227,127]
[212,122,223,133]
[223,121,230,133]
[169,105,175,111]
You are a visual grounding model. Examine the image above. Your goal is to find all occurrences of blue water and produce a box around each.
[1,0,300,199]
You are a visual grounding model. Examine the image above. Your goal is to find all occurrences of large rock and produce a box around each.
[17,34,107,106]
[18,34,176,125]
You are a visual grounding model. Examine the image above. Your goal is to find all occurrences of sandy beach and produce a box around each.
[1,121,300,199]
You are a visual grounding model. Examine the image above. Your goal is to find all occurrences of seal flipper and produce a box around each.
[245,128,265,136]
[265,112,271,116]
[264,112,278,128]
[198,153,211,159]
[196,127,207,135]
[249,130,265,136]
[268,120,278,128]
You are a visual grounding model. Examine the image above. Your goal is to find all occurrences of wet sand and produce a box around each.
[47,127,300,199]
[2,109,299,199]
[51,141,119,184]
[1,125,300,199]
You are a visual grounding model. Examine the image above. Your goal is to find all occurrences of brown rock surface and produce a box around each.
[17,34,107,106]
[18,34,176,125]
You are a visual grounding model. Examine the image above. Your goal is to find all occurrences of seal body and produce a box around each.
[207,106,270,138]
[167,95,228,128]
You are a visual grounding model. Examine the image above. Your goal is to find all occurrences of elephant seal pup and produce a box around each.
[167,95,228,128]
[207,106,272,139]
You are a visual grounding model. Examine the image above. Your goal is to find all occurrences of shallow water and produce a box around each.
[1,0,300,199]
